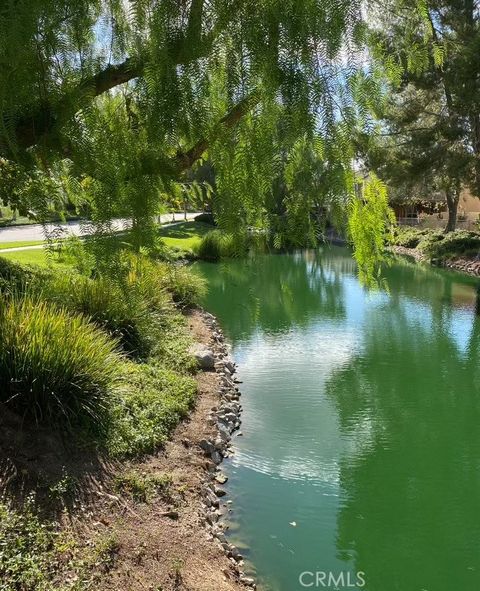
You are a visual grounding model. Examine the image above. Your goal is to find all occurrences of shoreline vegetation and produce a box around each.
[0,220,327,591]
[0,227,251,590]
[0,309,249,591]
[389,227,480,277]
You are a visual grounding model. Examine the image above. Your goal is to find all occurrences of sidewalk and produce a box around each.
[0,213,200,250]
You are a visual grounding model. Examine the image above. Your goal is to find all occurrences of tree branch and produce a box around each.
[185,0,205,46]
[13,57,143,151]
[134,90,263,180]
[7,1,245,156]
[173,91,261,173]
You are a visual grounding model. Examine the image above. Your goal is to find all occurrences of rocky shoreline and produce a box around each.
[391,245,480,277]
[192,311,256,589]
[52,308,255,591]
[389,245,426,263]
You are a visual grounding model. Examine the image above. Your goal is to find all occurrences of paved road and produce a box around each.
[0,212,200,244]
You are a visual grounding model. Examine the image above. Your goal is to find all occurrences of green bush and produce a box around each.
[122,254,173,311]
[0,256,201,454]
[124,254,207,308]
[43,273,151,358]
[0,297,121,426]
[0,258,51,294]
[195,230,224,261]
[391,227,442,249]
[195,230,249,261]
[392,227,423,248]
[194,212,216,225]
[421,230,480,260]
[41,255,205,357]
[391,227,480,261]
[159,263,207,307]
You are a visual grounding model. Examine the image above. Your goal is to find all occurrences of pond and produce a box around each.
[195,247,480,591]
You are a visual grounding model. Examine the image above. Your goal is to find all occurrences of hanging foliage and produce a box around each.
[348,173,395,285]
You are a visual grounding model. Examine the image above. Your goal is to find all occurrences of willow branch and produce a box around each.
[10,0,228,153]
[13,57,143,150]
[173,91,261,173]
[133,90,263,180]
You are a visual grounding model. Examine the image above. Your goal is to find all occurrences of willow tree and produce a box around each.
[0,0,399,282]
[0,3,347,210]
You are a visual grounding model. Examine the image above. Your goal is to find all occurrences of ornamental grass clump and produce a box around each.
[0,257,51,295]
[0,296,121,427]
[122,253,207,308]
[44,273,151,358]
[195,230,249,261]
[155,262,207,307]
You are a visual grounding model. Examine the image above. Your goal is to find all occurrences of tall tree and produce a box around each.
[363,0,480,232]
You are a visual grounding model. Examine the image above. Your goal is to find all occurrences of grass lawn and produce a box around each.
[159,221,211,251]
[0,249,69,268]
[0,240,46,250]
[0,221,212,265]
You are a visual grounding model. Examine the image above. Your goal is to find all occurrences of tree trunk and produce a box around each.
[445,183,460,233]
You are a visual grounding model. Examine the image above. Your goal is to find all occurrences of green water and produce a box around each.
[196,247,480,591]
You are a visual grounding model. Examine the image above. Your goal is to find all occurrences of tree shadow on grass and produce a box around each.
[158,221,211,240]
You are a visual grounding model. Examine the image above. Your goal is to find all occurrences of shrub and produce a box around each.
[0,258,51,294]
[124,254,207,308]
[160,264,207,307]
[195,230,223,261]
[392,227,423,248]
[391,227,480,261]
[221,232,250,258]
[421,230,480,260]
[122,254,172,312]
[38,254,205,356]
[194,212,216,225]
[0,297,121,426]
[195,230,249,261]
[392,227,442,249]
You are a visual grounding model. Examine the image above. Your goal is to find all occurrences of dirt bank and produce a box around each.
[79,309,250,591]
[0,309,252,591]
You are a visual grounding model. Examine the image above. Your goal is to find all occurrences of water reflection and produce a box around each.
[197,248,353,340]
[196,248,480,591]
[326,269,480,591]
